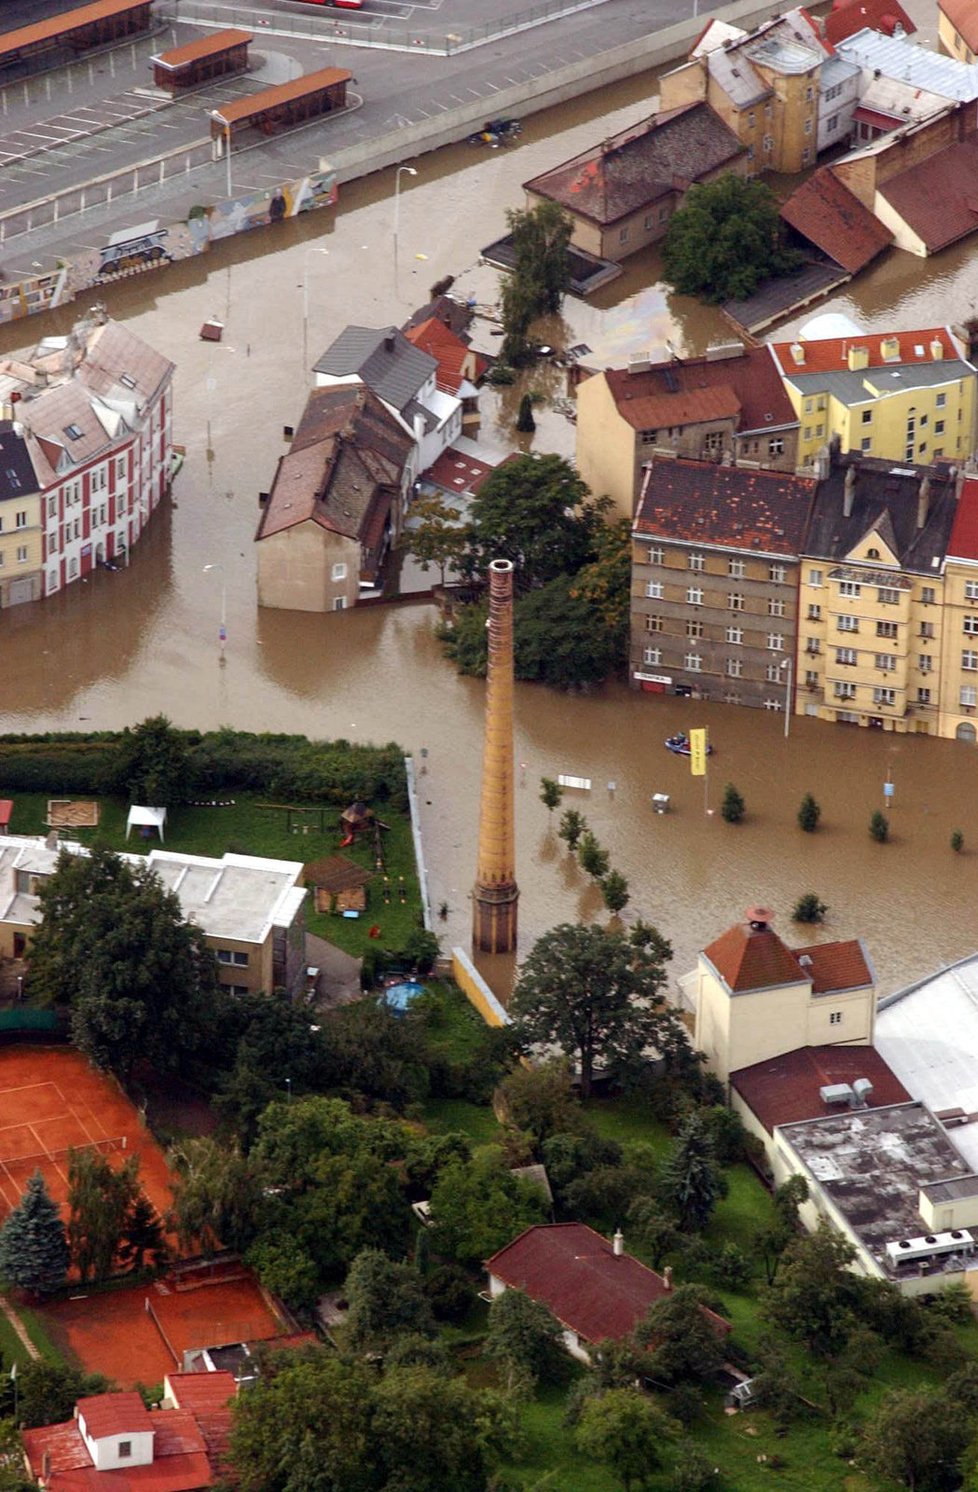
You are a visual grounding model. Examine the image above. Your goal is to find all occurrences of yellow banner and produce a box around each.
[689,728,707,777]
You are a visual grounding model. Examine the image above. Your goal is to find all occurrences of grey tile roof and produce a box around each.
[313,325,437,416]
[707,47,772,106]
[0,420,39,502]
[804,456,957,573]
[783,358,974,404]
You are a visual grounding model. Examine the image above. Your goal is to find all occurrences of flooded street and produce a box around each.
[1,76,977,998]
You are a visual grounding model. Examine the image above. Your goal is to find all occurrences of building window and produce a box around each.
[834,681,856,700]
[965,616,978,635]
[767,633,784,651]
[839,580,861,598]
[640,430,659,445]
[936,420,945,435]
[808,604,822,620]
[920,586,936,605]
[826,112,839,130]
[920,621,935,639]
[917,687,931,704]
[829,1011,842,1026]
[769,563,787,584]
[861,409,872,425]
[684,653,702,673]
[725,625,743,645]
[646,581,663,599]
[768,598,785,617]
[836,647,857,666]
[332,562,347,581]
[961,686,978,708]
[804,398,814,416]
[232,951,248,966]
[91,465,107,494]
[763,134,773,151]
[802,146,811,164]
[748,110,756,127]
[937,392,947,408]
[333,597,347,612]
[838,615,859,632]
[619,227,629,245]
[15,512,26,529]
[688,552,705,571]
[16,546,27,564]
[875,652,896,671]
[768,438,784,456]
[804,116,813,133]
[805,669,819,687]
[646,615,663,633]
[918,654,933,673]
[876,621,897,638]
[874,686,896,706]
[806,638,821,655]
[804,427,812,441]
[217,950,233,964]
[963,651,978,671]
[118,1442,132,1460]
[728,593,744,611]
[686,618,703,638]
[809,568,823,587]
[647,546,663,565]
[686,586,704,606]
[643,647,661,666]
[966,581,978,601]
[726,658,743,678]
[728,558,745,578]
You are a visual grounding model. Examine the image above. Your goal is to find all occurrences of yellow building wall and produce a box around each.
[257,522,360,612]
[208,933,271,995]
[752,63,819,173]
[658,59,708,113]
[575,373,641,520]
[938,558,978,742]
[786,366,976,468]
[939,10,975,62]
[0,491,43,598]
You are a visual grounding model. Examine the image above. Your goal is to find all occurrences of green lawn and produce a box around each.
[421,1098,502,1146]
[0,790,422,962]
[417,981,494,1067]
[0,1295,64,1370]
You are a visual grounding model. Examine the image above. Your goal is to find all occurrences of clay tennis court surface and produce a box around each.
[0,1046,174,1227]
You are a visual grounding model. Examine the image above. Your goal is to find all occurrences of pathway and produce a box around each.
[0,1291,40,1360]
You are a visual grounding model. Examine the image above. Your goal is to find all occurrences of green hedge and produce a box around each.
[0,730,408,809]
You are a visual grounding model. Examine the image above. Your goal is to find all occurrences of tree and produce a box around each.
[633,1285,726,1387]
[540,777,563,815]
[427,1150,548,1265]
[870,809,890,842]
[952,828,965,852]
[465,454,594,585]
[0,1171,68,1295]
[755,1174,808,1286]
[372,1364,516,1492]
[797,792,821,832]
[578,832,610,880]
[496,1058,579,1148]
[506,199,573,316]
[17,1360,110,1429]
[762,1222,859,1357]
[118,1190,167,1274]
[720,783,745,824]
[862,1386,971,1492]
[575,1388,674,1491]
[601,871,630,915]
[246,1235,319,1312]
[793,892,827,924]
[343,1249,436,1354]
[29,847,219,1080]
[670,1441,719,1492]
[661,176,802,303]
[626,1196,678,1269]
[169,1137,262,1255]
[404,493,467,587]
[111,714,189,808]
[558,809,587,853]
[570,517,632,648]
[511,923,678,1100]
[485,1289,565,1395]
[67,1149,141,1284]
[659,1115,725,1233]
[516,393,536,433]
[0,1417,36,1492]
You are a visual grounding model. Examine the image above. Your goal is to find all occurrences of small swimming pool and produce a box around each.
[385,980,425,1014]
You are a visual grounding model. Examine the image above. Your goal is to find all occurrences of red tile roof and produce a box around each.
[780,167,893,273]
[771,325,958,375]
[77,1393,153,1439]
[403,317,486,396]
[948,476,978,559]
[605,345,796,437]
[879,141,978,253]
[731,1045,910,1131]
[523,102,745,226]
[940,0,978,52]
[424,446,496,495]
[634,458,815,557]
[824,0,915,44]
[164,1374,236,1415]
[485,1224,729,1344]
[793,939,874,994]
[23,1413,215,1492]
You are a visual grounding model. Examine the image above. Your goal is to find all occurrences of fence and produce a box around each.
[0,1007,59,1033]
[451,947,512,1028]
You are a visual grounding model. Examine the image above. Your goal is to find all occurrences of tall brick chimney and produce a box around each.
[472,559,519,953]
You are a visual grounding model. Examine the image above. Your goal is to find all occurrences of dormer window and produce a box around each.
[866,548,880,560]
[64,424,83,441]
[119,373,137,390]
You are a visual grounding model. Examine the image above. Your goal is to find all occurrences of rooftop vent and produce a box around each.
[745,905,773,931]
[885,1229,975,1266]
[852,1076,875,1107]
[820,1082,855,1106]
[798,953,813,967]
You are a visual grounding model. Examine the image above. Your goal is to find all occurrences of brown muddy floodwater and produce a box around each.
[1,76,977,1000]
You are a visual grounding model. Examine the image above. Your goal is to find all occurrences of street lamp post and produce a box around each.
[300,245,329,381]
[203,563,227,662]
[393,165,417,297]
[780,655,793,740]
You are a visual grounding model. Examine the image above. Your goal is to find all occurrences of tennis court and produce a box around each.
[0,1046,174,1226]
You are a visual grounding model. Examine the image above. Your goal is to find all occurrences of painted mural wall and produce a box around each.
[0,167,337,327]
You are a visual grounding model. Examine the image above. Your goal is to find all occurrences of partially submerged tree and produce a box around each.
[662,176,801,303]
[404,493,466,587]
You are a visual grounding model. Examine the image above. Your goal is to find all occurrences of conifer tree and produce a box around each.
[0,1170,69,1295]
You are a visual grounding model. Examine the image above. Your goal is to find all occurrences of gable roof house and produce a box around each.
[313,325,462,479]
[403,315,487,434]
[523,101,746,262]
[779,166,894,274]
[256,386,412,613]
[486,1223,730,1362]
[576,344,799,519]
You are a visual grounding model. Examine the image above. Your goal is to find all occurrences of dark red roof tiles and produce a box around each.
[634,459,815,556]
[702,923,807,993]
[880,141,978,254]
[731,1045,910,1131]
[824,0,915,44]
[948,476,978,560]
[793,939,874,994]
[780,167,893,273]
[605,345,796,438]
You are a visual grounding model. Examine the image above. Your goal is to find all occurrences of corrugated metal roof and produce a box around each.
[837,27,978,100]
[0,0,150,59]
[212,66,351,126]
[152,29,252,71]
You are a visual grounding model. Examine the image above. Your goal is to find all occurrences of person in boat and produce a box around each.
[667,731,688,749]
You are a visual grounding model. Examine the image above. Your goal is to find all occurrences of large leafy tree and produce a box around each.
[427,1149,548,1265]
[404,493,467,586]
[372,1364,514,1492]
[632,1284,726,1386]
[762,1222,860,1358]
[501,200,572,362]
[510,923,678,1099]
[862,1386,971,1492]
[574,1388,674,1491]
[659,1113,726,1233]
[0,1170,68,1295]
[67,1150,142,1284]
[662,175,802,304]
[343,1249,436,1354]
[111,714,189,808]
[16,1360,110,1430]
[484,1288,565,1395]
[168,1136,263,1256]
[29,847,219,1080]
[465,454,596,585]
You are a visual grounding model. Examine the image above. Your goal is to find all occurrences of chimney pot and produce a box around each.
[613,1229,624,1257]
[843,464,856,519]
[917,473,931,530]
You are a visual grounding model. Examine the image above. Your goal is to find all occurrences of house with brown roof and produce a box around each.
[21,1375,236,1492]
[779,165,893,274]
[403,315,486,434]
[575,344,799,520]
[523,101,746,262]
[486,1223,730,1363]
[630,457,815,707]
[939,0,978,61]
[686,905,877,1086]
[255,385,412,612]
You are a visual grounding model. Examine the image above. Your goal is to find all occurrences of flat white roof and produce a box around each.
[876,953,978,1172]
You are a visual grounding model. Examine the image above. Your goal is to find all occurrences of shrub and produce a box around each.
[793,892,827,924]
[952,828,965,852]
[869,810,889,843]
[515,393,536,433]
[797,792,821,832]
[721,783,745,824]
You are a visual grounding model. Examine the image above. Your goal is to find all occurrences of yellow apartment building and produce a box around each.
[939,476,978,743]
[770,327,978,471]
[0,420,43,606]
[795,456,957,733]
